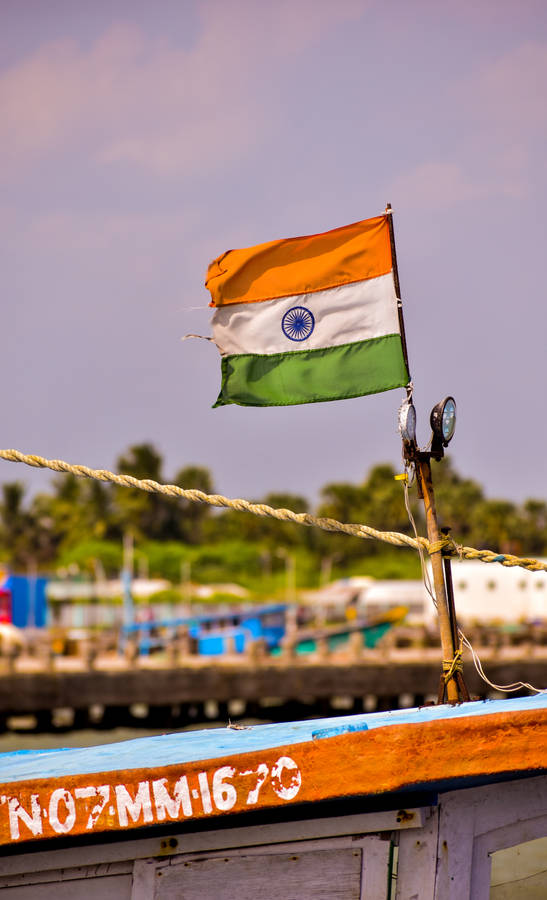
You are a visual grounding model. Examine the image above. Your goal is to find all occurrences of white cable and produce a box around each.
[459,629,544,695]
[403,477,437,610]
[402,477,544,696]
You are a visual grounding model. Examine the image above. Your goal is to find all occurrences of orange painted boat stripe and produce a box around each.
[0,708,545,846]
[205,215,392,307]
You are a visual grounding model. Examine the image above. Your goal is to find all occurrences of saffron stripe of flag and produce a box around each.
[206,214,409,408]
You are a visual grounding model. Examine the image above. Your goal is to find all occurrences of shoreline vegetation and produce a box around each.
[1,443,546,597]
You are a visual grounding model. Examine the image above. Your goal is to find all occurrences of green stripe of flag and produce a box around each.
[213,334,409,408]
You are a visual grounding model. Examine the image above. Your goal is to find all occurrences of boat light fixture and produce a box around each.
[398,399,417,445]
[430,396,457,447]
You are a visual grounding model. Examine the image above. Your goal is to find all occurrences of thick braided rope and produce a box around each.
[0,449,419,551]
[1,448,547,574]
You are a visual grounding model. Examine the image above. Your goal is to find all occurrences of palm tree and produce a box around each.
[173,465,214,544]
[0,482,56,570]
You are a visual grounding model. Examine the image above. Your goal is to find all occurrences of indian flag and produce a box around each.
[206,214,409,408]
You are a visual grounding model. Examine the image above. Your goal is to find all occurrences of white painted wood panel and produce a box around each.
[154,847,362,899]
[0,860,131,888]
[0,873,132,899]
[435,792,477,899]
[439,775,547,899]
[131,859,157,900]
[396,807,439,900]
[0,807,426,879]
[444,775,547,838]
[471,814,547,898]
[360,834,391,898]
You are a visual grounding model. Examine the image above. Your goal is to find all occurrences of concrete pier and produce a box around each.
[0,646,545,729]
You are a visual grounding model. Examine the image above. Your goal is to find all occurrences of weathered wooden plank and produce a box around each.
[0,809,424,879]
[0,874,132,899]
[471,775,547,837]
[396,807,439,900]
[469,780,547,897]
[131,859,157,900]
[435,792,476,900]
[360,834,391,898]
[0,862,131,888]
[156,847,362,899]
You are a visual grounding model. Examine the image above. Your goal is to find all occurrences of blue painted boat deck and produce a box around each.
[0,693,545,786]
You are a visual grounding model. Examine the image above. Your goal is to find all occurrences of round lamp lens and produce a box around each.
[399,401,417,444]
[441,398,456,442]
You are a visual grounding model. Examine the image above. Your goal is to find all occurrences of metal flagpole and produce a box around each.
[385,203,411,395]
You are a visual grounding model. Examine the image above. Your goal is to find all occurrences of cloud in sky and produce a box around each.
[388,162,484,213]
[0,0,366,179]
[386,39,547,213]
[2,1,543,198]
[470,41,547,134]
[2,1,547,507]
[458,41,547,196]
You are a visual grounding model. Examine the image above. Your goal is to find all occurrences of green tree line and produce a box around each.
[0,443,545,591]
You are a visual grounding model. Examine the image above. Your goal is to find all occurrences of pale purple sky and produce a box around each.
[2,0,546,508]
